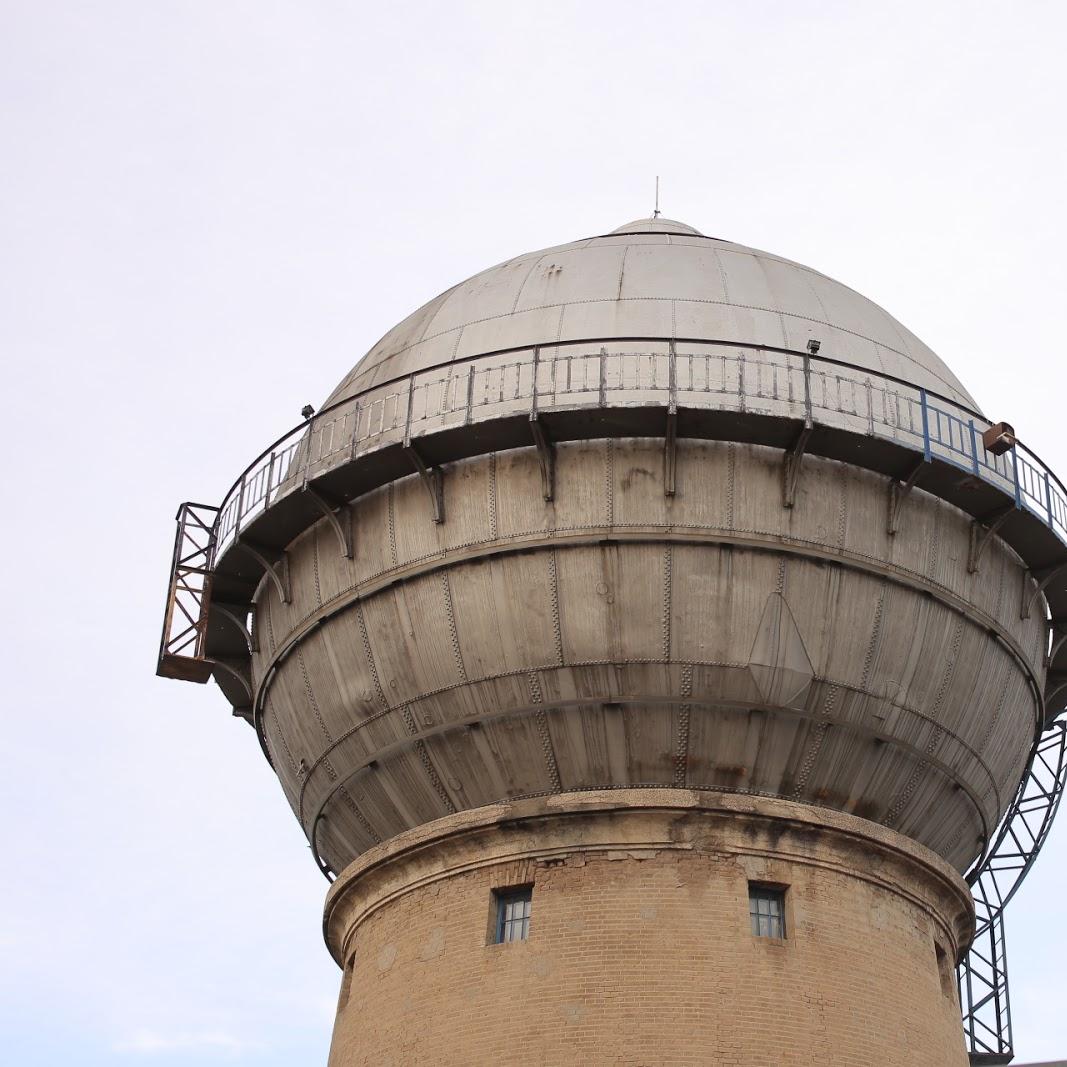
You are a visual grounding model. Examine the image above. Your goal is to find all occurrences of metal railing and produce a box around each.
[207,337,1067,566]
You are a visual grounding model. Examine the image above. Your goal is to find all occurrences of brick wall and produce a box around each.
[325,791,973,1067]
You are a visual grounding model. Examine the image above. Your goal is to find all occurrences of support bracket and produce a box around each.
[1049,622,1067,668]
[664,411,678,497]
[665,338,678,498]
[887,457,927,535]
[311,812,336,882]
[1045,670,1067,720]
[211,656,253,704]
[969,506,1017,575]
[236,539,291,603]
[1020,559,1067,620]
[213,601,258,654]
[782,421,813,508]
[305,486,353,559]
[404,442,444,523]
[529,415,555,501]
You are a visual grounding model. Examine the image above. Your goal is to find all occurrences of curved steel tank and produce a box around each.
[188,217,1058,878]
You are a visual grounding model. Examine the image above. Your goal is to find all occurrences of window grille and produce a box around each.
[494,887,533,943]
[749,885,786,939]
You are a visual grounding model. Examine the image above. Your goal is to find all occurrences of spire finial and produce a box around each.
[653,176,661,218]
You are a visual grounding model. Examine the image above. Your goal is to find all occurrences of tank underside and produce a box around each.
[251,438,1044,875]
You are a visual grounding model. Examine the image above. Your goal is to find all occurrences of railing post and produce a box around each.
[969,420,980,475]
[207,507,221,571]
[403,375,415,447]
[668,339,678,415]
[531,345,540,418]
[263,451,276,507]
[302,413,316,489]
[802,352,812,427]
[234,473,247,538]
[920,389,932,461]
[1045,470,1055,528]
[349,399,362,461]
[1011,446,1023,508]
[598,347,607,408]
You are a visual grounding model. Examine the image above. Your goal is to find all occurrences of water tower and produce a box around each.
[159,216,1067,1066]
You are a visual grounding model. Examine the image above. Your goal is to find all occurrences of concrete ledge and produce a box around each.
[323,787,975,967]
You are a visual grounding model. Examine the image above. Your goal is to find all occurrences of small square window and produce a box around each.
[749,884,786,939]
[493,886,532,943]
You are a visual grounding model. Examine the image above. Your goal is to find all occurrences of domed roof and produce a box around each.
[608,216,706,236]
[326,218,978,412]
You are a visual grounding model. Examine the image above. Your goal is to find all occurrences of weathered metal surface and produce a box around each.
[608,217,706,236]
[248,439,1044,877]
[159,218,1067,1057]
[323,226,975,408]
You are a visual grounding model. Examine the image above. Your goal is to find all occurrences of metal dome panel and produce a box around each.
[608,216,706,236]
[326,222,979,412]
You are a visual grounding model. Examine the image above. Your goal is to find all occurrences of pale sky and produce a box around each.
[2,2,1066,1063]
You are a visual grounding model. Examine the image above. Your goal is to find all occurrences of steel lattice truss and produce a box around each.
[958,716,1067,1063]
[157,502,218,684]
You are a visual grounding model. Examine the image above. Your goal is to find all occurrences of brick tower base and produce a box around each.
[323,790,974,1066]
